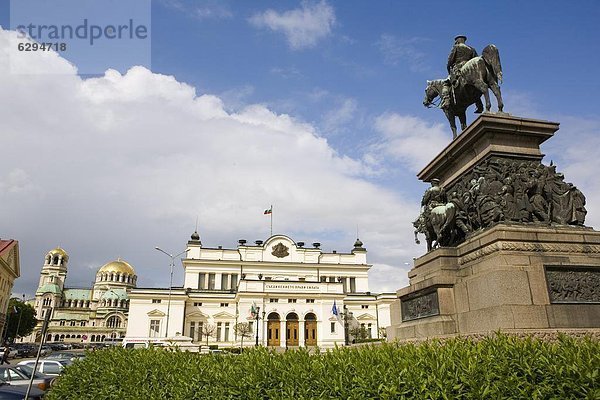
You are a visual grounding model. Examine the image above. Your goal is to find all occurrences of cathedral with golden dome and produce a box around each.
[26,247,137,344]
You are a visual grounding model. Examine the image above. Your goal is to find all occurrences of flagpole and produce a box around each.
[270,204,273,237]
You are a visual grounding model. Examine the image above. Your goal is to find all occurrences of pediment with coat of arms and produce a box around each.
[271,242,289,258]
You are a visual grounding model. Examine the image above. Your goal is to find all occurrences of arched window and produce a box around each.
[107,316,121,328]
[267,312,280,321]
[53,256,59,265]
[286,312,299,321]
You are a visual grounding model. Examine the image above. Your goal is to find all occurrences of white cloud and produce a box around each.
[0,28,416,295]
[160,0,233,20]
[249,1,336,50]
[376,34,430,72]
[195,3,233,20]
[321,97,358,134]
[370,113,447,172]
[369,263,409,293]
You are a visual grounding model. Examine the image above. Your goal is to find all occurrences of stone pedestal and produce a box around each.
[388,224,600,340]
[388,114,600,340]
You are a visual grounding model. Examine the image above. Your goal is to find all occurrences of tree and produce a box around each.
[234,322,253,351]
[201,323,216,348]
[349,326,369,343]
[5,297,37,342]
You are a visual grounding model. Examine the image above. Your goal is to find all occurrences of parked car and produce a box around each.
[11,364,55,388]
[46,351,85,364]
[0,365,53,392]
[39,346,52,356]
[17,359,65,376]
[14,345,36,358]
[0,378,44,399]
[0,346,18,359]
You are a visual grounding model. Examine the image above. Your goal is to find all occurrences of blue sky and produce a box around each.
[1,0,600,296]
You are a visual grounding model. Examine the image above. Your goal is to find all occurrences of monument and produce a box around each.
[387,37,600,341]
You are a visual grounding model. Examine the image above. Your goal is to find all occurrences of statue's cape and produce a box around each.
[482,44,503,82]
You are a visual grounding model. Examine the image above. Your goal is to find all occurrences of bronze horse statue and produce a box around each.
[423,45,504,139]
[414,202,459,251]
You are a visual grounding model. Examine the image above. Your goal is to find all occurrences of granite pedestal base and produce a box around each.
[388,224,600,341]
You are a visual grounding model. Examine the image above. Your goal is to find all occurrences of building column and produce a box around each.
[298,319,305,347]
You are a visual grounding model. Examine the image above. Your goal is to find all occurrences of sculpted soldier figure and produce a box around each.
[440,35,484,113]
[421,178,446,213]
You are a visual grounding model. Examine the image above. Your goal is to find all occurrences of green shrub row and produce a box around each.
[47,334,599,399]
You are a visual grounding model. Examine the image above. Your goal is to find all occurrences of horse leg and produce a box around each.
[489,81,504,112]
[458,111,467,131]
[445,110,457,139]
[474,81,491,112]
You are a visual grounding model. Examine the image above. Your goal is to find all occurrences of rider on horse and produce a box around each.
[440,35,484,113]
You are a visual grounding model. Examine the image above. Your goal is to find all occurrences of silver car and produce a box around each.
[0,365,54,392]
[17,359,65,376]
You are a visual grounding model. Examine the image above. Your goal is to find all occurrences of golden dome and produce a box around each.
[98,259,135,275]
[47,247,69,263]
[49,247,68,257]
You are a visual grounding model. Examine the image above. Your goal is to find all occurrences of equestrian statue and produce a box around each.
[423,35,504,139]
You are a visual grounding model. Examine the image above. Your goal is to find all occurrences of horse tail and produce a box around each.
[482,44,503,83]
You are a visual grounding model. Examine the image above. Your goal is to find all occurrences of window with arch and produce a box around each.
[43,298,51,307]
[107,316,121,328]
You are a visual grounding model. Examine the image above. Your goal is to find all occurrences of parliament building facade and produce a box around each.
[125,233,395,349]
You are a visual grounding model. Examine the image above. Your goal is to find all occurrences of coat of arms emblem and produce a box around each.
[271,243,289,258]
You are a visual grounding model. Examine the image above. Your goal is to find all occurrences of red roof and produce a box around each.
[0,240,16,255]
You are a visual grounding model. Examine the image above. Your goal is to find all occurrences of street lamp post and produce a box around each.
[155,247,188,338]
[254,306,260,346]
[342,305,353,346]
[14,295,25,342]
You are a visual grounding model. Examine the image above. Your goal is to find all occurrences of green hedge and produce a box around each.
[47,334,599,399]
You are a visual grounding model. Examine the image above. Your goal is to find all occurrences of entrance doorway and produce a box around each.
[305,313,317,346]
[267,312,280,347]
[286,313,299,347]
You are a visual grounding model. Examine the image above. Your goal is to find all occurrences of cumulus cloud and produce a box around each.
[249,1,336,50]
[0,29,416,295]
[370,113,447,172]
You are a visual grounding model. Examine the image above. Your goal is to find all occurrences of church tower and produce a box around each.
[35,247,68,319]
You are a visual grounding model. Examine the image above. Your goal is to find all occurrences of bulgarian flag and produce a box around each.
[264,206,272,215]
[250,302,258,318]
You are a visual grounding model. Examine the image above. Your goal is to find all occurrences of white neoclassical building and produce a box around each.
[25,247,137,344]
[126,232,395,349]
